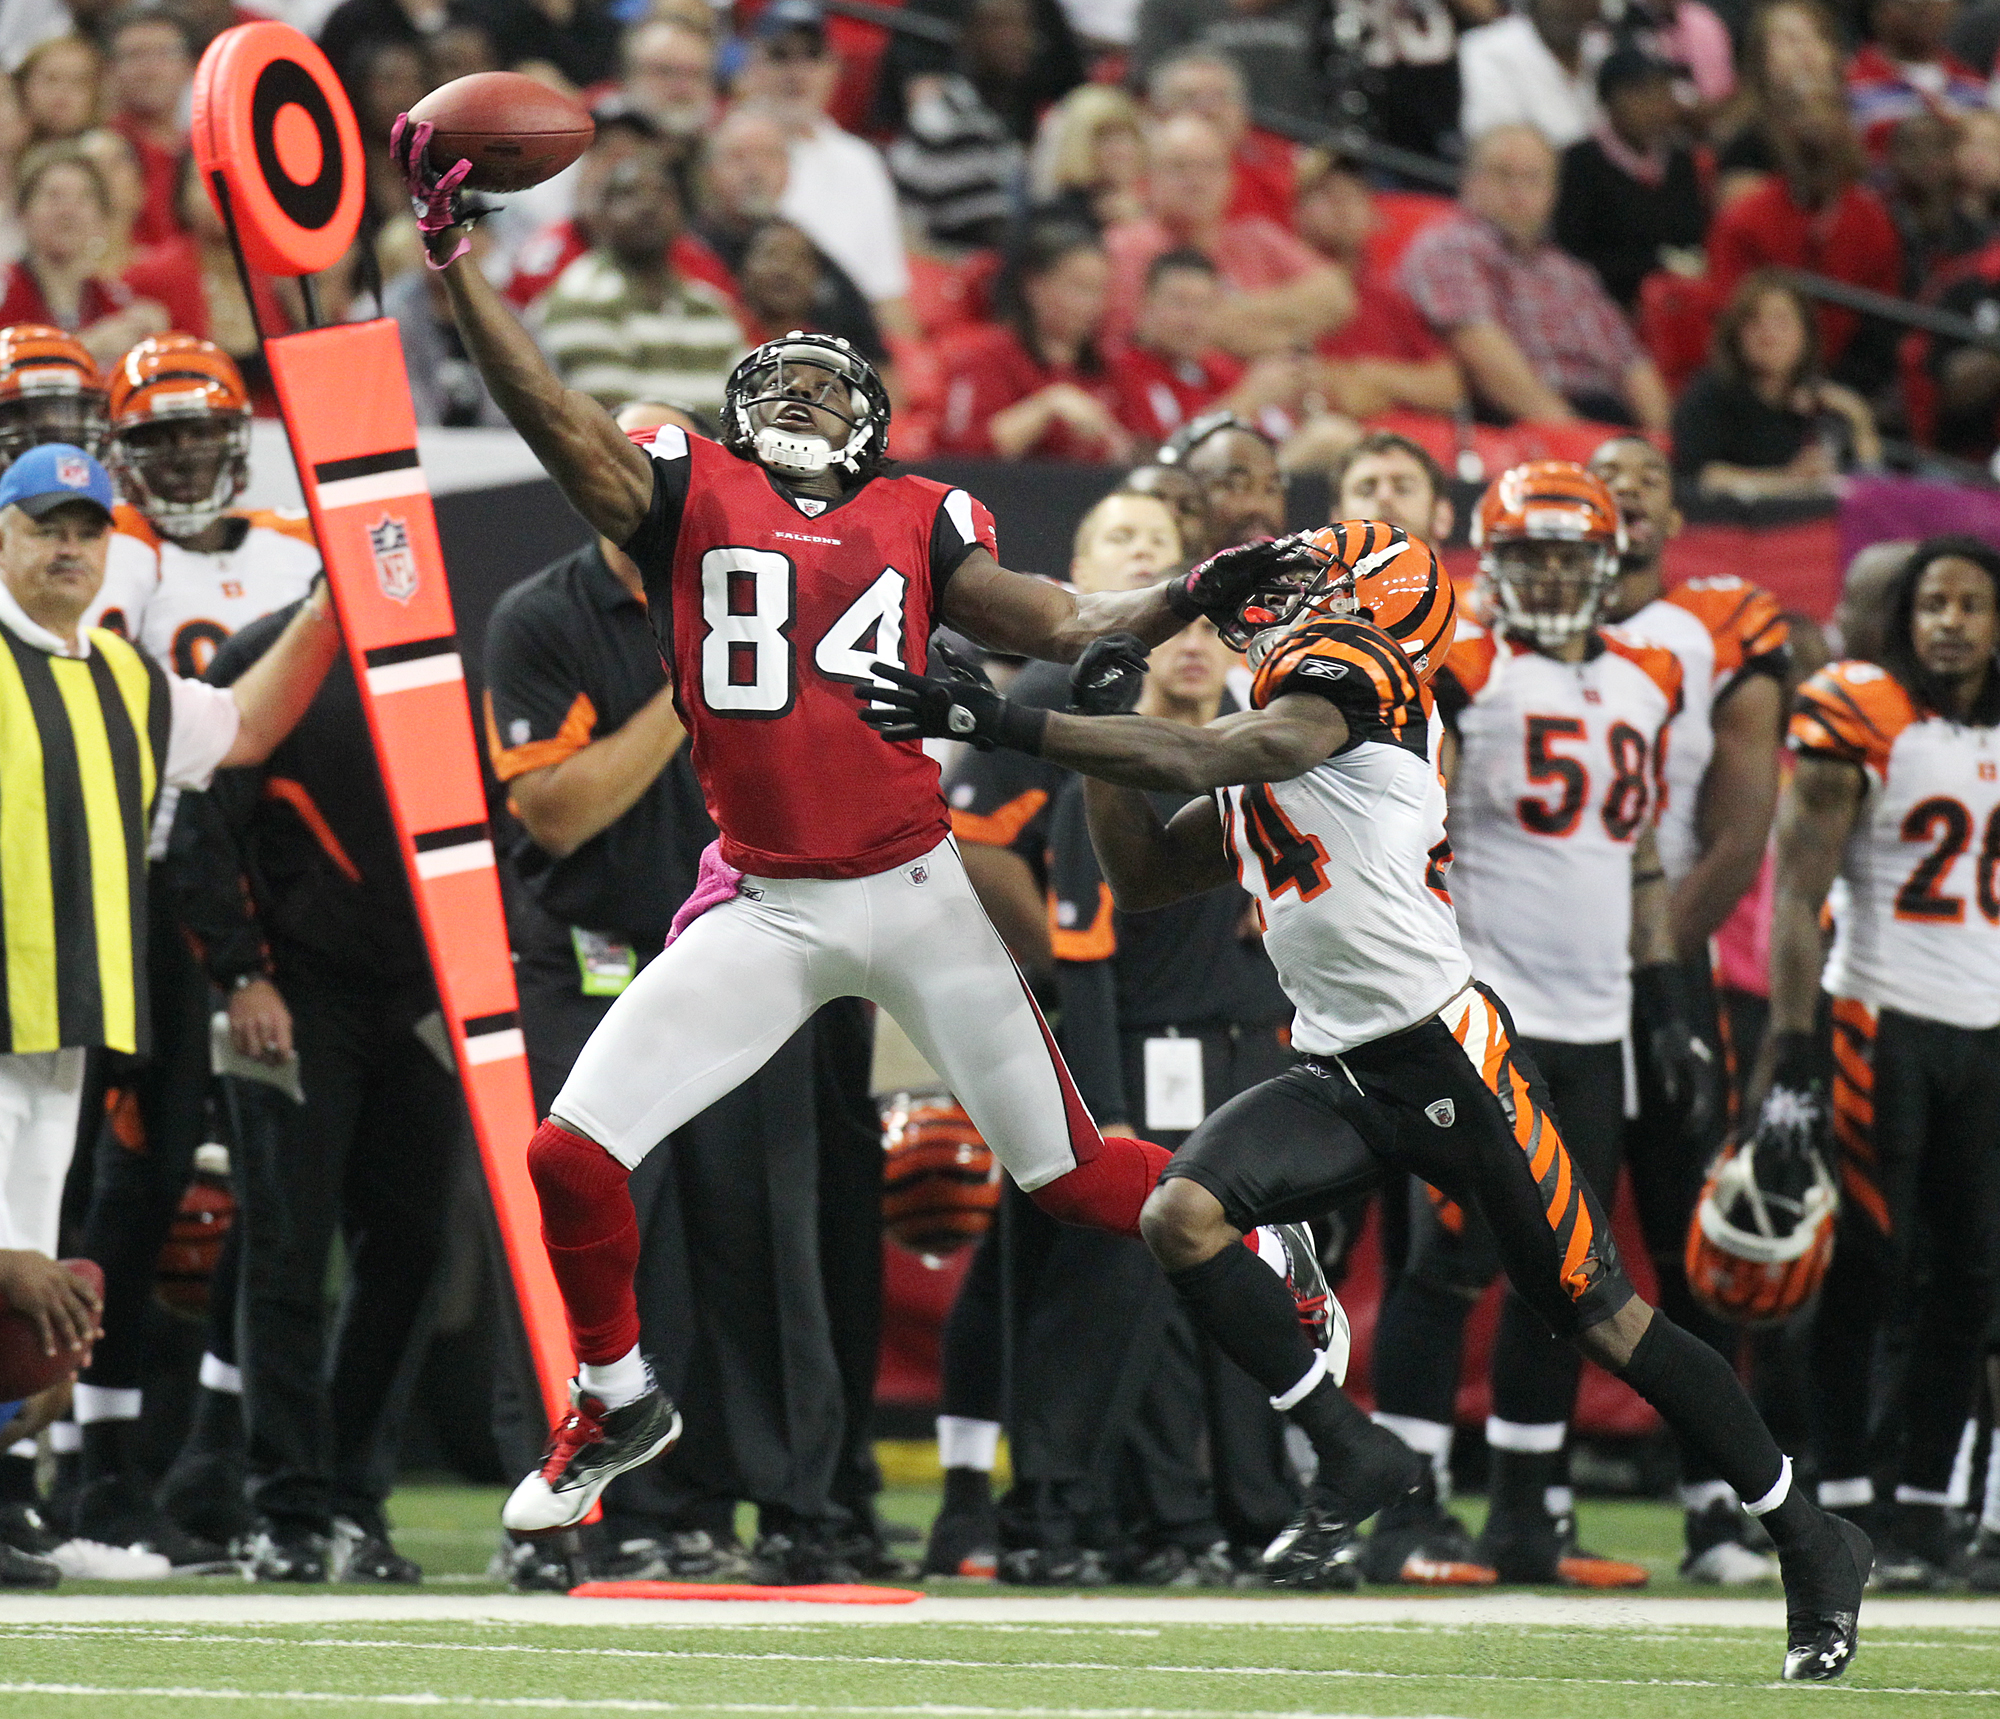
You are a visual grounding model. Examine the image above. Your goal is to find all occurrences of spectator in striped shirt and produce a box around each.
[532,136,747,416]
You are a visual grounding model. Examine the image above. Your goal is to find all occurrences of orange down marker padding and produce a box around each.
[267,321,571,1433]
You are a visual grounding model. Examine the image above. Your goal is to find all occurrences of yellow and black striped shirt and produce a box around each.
[0,624,170,1055]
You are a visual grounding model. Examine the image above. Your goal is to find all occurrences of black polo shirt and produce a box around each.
[484,542,714,948]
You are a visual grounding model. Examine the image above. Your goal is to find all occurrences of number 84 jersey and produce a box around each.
[1219,615,1470,1057]
[1792,660,2000,1028]
[625,426,996,879]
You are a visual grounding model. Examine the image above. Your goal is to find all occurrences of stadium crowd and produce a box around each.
[0,0,1993,1619]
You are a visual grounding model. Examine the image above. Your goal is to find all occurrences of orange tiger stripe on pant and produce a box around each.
[1830,996,1890,1235]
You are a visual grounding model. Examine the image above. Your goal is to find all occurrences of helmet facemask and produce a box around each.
[729,340,880,479]
[0,385,108,468]
[1486,535,1617,653]
[112,410,250,539]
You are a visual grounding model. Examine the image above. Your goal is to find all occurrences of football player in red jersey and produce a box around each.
[392,121,1292,1534]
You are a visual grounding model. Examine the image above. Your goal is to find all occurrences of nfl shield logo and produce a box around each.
[1425,1098,1455,1128]
[795,497,828,517]
[56,454,89,488]
[368,513,419,604]
[907,862,929,886]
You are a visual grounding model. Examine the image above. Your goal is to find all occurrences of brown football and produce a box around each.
[0,1258,104,1401]
[408,72,595,195]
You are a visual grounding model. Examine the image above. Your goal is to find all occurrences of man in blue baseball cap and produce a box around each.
[0,443,344,1579]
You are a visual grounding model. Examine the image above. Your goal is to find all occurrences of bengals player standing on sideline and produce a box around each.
[390,116,1301,1535]
[1771,537,2000,1591]
[1588,435,1793,1584]
[1367,465,1696,1590]
[864,521,1873,1682]
[63,337,319,1566]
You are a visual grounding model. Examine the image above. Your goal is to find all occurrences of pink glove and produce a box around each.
[388,113,474,270]
[665,841,746,948]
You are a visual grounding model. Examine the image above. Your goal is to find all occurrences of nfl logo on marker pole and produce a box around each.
[369,514,420,604]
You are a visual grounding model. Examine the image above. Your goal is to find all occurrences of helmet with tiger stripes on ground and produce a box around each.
[0,324,107,467]
[1226,519,1457,682]
[1472,460,1626,652]
[105,333,252,539]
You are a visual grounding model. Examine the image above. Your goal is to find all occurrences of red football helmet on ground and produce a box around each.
[0,324,107,466]
[1228,520,1457,682]
[881,1093,998,1261]
[1471,461,1626,652]
[105,333,252,538]
[1685,1105,1839,1326]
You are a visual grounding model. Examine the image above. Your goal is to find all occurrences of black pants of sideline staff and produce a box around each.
[231,968,457,1536]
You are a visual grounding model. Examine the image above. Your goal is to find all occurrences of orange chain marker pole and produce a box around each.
[192,23,571,1430]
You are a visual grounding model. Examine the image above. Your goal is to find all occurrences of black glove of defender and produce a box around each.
[857,645,1049,753]
[1069,632,1149,714]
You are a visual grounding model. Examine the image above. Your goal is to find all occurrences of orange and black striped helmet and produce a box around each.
[1235,520,1456,682]
[105,334,251,536]
[1471,461,1625,650]
[1684,1127,1839,1327]
[0,323,107,466]
[881,1093,999,1261]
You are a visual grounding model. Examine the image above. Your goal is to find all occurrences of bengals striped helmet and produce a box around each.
[1235,521,1457,682]
[882,1093,999,1260]
[1472,461,1625,652]
[0,324,107,466]
[106,334,251,538]
[1684,1106,1839,1326]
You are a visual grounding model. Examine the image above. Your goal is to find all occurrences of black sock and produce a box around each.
[1617,1313,1809,1547]
[183,1386,244,1457]
[1166,1242,1319,1401]
[941,1467,991,1515]
[80,1417,141,1487]
[1370,1277,1473,1425]
[0,1454,34,1505]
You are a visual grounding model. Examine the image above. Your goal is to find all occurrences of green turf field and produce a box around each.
[3,1476,1998,1717]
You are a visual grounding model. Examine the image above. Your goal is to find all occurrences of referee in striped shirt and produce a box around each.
[0,444,339,1512]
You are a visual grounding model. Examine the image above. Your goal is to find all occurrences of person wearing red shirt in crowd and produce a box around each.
[1846,0,1986,158]
[936,216,1132,462]
[1292,150,1466,419]
[505,104,739,313]
[0,145,165,366]
[1145,48,1297,229]
[105,9,194,249]
[1707,93,1902,386]
[1102,114,1353,355]
[122,156,298,414]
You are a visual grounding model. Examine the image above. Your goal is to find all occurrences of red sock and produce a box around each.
[527,1121,641,1365]
[1027,1133,1172,1238]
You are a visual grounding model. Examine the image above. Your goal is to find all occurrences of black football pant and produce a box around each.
[498,923,853,1539]
[1370,1037,1625,1459]
[1814,1003,2000,1504]
[232,968,457,1535]
[76,906,214,1403]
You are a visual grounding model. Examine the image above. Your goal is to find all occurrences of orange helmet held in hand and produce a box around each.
[0,324,107,466]
[882,1093,999,1262]
[1471,461,1625,652]
[1684,1108,1840,1326]
[105,334,252,538]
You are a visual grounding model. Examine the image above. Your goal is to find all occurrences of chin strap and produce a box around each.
[752,426,835,475]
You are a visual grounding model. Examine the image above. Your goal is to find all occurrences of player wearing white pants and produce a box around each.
[0,1051,86,1256]
[554,837,1088,1192]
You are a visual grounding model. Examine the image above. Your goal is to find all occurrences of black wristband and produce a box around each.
[994,700,1050,756]
[1770,1028,1828,1092]
[1164,573,1204,623]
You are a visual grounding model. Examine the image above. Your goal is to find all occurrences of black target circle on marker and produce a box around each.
[251,59,341,230]
[191,21,364,277]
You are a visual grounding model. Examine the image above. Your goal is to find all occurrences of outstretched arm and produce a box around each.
[1083,780,1235,911]
[1036,696,1346,794]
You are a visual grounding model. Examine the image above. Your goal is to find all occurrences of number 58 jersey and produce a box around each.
[1219,616,1469,1056]
[1791,660,2000,1028]
[626,427,996,879]
[1435,622,1682,1043]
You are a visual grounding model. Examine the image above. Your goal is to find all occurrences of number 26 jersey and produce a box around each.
[625,427,996,879]
[1791,659,2000,1029]
[1219,616,1469,1056]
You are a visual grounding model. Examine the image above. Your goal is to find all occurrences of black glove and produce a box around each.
[856,645,1050,753]
[1749,1028,1832,1171]
[1069,633,1148,714]
[1167,536,1309,624]
[1632,963,1722,1146]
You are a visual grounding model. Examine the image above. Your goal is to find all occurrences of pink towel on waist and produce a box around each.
[665,840,745,947]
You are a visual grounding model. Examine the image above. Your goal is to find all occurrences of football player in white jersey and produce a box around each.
[1366,464,1699,1589]
[0,324,159,641]
[1771,537,2000,1591]
[864,522,1873,1683]
[65,336,321,1565]
[1588,434,1793,1582]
